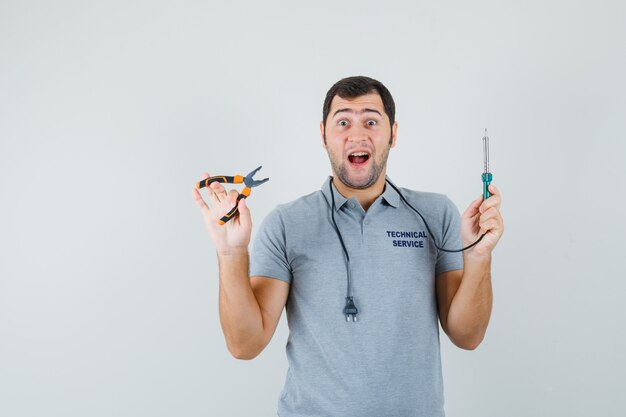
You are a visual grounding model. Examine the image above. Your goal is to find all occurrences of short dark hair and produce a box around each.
[322,76,396,128]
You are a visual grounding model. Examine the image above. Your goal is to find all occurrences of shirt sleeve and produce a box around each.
[249,207,293,284]
[435,196,464,276]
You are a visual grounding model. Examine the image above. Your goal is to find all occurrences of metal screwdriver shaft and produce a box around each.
[482,129,492,200]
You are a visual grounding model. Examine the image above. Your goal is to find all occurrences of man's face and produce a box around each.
[321,93,397,189]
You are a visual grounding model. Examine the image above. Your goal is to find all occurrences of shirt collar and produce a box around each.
[381,176,401,208]
[320,175,400,211]
[321,176,349,211]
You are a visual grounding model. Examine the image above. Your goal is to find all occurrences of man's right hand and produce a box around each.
[192,172,252,255]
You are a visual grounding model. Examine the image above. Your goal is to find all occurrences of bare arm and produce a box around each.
[193,172,289,360]
[217,250,289,359]
[436,260,492,350]
[436,184,503,350]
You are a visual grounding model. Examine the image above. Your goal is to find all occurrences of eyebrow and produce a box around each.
[332,108,382,118]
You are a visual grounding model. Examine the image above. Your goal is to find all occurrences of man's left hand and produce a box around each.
[460,184,504,258]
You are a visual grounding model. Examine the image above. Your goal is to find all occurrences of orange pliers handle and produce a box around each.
[196,175,244,188]
[217,186,251,225]
[196,175,250,225]
[196,166,269,226]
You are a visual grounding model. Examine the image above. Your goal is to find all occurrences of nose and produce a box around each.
[347,124,369,142]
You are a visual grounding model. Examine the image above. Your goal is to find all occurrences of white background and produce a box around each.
[1,1,625,416]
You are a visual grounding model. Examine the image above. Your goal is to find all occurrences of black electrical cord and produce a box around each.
[329,184,352,295]
[328,176,488,321]
[383,178,487,253]
[328,179,357,321]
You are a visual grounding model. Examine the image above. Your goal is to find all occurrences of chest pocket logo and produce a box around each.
[386,230,428,248]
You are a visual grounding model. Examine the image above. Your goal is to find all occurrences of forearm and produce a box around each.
[446,254,493,349]
[217,250,264,359]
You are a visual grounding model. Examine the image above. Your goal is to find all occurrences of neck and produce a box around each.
[332,170,387,211]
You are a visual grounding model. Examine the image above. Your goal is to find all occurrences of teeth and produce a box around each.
[350,152,369,156]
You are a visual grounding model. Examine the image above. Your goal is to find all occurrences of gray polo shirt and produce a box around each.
[249,175,464,417]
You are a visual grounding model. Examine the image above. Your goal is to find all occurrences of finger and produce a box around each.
[198,172,211,196]
[210,181,228,203]
[192,187,211,215]
[200,172,219,204]
[479,218,502,235]
[227,189,239,204]
[478,206,500,222]
[480,184,502,211]
[237,198,252,229]
[197,172,210,189]
[479,219,496,235]
[488,184,500,197]
[479,192,501,213]
[223,189,239,213]
[462,195,483,219]
[195,172,210,188]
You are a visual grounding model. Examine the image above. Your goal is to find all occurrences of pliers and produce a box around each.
[196,165,269,225]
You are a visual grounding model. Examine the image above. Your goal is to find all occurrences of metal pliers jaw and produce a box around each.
[241,165,268,188]
[196,165,269,225]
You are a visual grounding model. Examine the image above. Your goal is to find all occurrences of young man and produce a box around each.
[193,76,504,416]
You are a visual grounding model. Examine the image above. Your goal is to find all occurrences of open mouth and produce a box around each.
[347,151,370,167]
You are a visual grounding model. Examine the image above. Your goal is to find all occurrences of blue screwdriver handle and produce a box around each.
[482,172,492,200]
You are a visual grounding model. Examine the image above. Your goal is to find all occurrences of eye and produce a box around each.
[338,120,348,126]
[367,120,377,126]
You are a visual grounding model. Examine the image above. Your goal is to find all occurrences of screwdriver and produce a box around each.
[482,129,492,200]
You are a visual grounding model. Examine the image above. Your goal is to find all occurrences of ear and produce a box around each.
[390,121,398,148]
[320,121,326,147]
